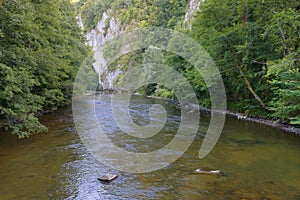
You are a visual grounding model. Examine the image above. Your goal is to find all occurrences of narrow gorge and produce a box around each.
[78,0,201,90]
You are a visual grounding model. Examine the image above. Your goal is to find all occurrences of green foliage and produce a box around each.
[78,0,300,125]
[266,49,300,124]
[73,51,98,94]
[268,69,300,124]
[80,0,111,30]
[79,0,189,31]
[186,0,300,123]
[0,0,89,137]
[154,87,175,99]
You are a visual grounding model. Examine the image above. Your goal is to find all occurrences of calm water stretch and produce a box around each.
[0,94,299,199]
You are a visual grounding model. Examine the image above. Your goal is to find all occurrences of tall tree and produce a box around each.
[188,0,299,122]
[0,0,89,137]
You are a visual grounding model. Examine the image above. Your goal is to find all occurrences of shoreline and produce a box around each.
[81,91,300,137]
[142,94,300,137]
[224,111,300,137]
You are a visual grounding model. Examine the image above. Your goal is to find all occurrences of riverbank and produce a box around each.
[224,111,300,136]
[142,95,300,137]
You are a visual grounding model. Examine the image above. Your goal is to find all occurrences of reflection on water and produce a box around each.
[0,94,299,199]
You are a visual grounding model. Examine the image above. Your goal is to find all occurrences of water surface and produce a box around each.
[0,94,299,199]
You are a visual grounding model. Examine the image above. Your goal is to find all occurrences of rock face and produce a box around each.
[80,11,122,90]
[78,0,202,90]
[184,0,202,30]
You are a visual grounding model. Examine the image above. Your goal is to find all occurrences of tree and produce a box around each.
[188,0,299,123]
[0,0,89,137]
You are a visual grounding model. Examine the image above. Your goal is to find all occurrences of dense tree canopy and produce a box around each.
[1,0,298,138]
[78,0,189,30]
[0,0,89,137]
[188,0,300,124]
[78,0,299,125]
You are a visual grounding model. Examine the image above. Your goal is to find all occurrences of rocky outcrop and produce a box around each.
[79,11,122,90]
[78,0,203,90]
[184,0,202,30]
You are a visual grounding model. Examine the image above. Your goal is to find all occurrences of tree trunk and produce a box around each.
[279,27,291,55]
[230,51,268,110]
[235,64,267,110]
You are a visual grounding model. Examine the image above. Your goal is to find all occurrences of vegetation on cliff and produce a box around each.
[1,0,298,137]
[79,0,299,125]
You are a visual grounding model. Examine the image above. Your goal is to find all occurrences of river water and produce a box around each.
[0,94,299,199]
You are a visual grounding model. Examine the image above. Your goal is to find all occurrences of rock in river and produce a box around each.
[98,174,118,182]
[194,168,221,175]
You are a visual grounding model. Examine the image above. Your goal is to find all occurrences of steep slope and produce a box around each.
[78,0,196,90]
[80,11,122,90]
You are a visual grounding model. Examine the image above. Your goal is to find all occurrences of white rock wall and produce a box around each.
[82,11,122,90]
[184,0,202,30]
[78,0,202,90]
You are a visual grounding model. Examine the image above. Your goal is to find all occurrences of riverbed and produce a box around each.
[0,94,299,199]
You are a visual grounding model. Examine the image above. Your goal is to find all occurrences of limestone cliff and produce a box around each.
[184,0,202,30]
[79,0,202,90]
[77,11,122,90]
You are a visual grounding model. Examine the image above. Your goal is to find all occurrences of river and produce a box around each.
[0,94,299,199]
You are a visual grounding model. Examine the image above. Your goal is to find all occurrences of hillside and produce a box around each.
[78,0,300,126]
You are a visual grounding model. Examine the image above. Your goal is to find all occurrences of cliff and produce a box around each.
[79,0,201,90]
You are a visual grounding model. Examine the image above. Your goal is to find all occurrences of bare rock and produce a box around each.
[98,174,118,182]
[194,168,221,175]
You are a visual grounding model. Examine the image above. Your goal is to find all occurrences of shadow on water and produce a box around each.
[0,94,299,199]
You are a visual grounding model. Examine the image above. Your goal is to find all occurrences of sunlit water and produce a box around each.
[0,94,299,199]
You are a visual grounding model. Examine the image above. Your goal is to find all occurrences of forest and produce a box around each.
[0,0,89,138]
[0,1,299,199]
[0,0,299,137]
[189,0,300,125]
[79,0,300,125]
